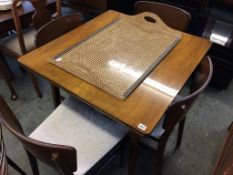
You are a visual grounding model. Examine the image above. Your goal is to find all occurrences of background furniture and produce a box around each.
[0,0,56,37]
[212,122,233,175]
[0,0,56,99]
[0,95,127,175]
[0,0,59,99]
[202,1,233,89]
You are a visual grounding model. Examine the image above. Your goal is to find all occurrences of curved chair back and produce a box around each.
[134,1,191,31]
[35,13,84,47]
[11,0,62,54]
[163,56,213,131]
[0,97,77,175]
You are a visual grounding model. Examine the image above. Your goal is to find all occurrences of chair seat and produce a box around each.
[0,28,36,55]
[29,96,128,175]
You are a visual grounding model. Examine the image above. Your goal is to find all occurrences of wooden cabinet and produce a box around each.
[203,17,233,89]
[208,44,233,89]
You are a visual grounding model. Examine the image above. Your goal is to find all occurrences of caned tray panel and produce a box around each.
[49,12,182,99]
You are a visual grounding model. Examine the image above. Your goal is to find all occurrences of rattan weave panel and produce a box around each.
[49,12,182,99]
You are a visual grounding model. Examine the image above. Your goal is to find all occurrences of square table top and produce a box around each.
[18,10,212,135]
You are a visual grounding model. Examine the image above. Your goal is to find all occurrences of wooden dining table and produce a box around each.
[18,10,211,174]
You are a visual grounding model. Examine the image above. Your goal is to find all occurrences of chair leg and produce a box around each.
[157,136,169,175]
[176,118,186,148]
[0,52,14,80]
[25,150,40,175]
[29,72,43,98]
[18,62,27,74]
[50,84,61,108]
[128,132,141,175]
[7,156,27,175]
[120,138,127,170]
[0,61,18,100]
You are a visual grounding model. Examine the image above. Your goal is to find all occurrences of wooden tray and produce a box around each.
[49,12,182,99]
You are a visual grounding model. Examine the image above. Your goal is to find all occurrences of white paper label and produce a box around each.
[137,123,147,131]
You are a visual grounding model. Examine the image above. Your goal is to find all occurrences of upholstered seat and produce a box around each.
[0,28,36,55]
[29,96,128,175]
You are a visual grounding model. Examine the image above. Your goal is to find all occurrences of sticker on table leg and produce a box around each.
[137,123,147,131]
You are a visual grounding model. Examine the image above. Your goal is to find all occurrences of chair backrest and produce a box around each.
[0,96,77,175]
[0,125,8,175]
[162,56,213,131]
[134,1,191,31]
[35,13,84,47]
[81,0,107,13]
[11,0,62,54]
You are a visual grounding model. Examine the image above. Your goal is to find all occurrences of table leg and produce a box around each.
[0,52,14,80]
[128,131,141,175]
[50,84,61,108]
[0,59,18,100]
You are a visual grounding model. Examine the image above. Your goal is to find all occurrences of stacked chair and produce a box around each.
[0,0,63,99]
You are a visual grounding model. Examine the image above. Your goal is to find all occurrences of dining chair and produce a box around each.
[142,56,213,174]
[34,13,84,107]
[0,95,128,175]
[35,13,84,47]
[0,0,62,98]
[0,125,27,175]
[134,1,191,31]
